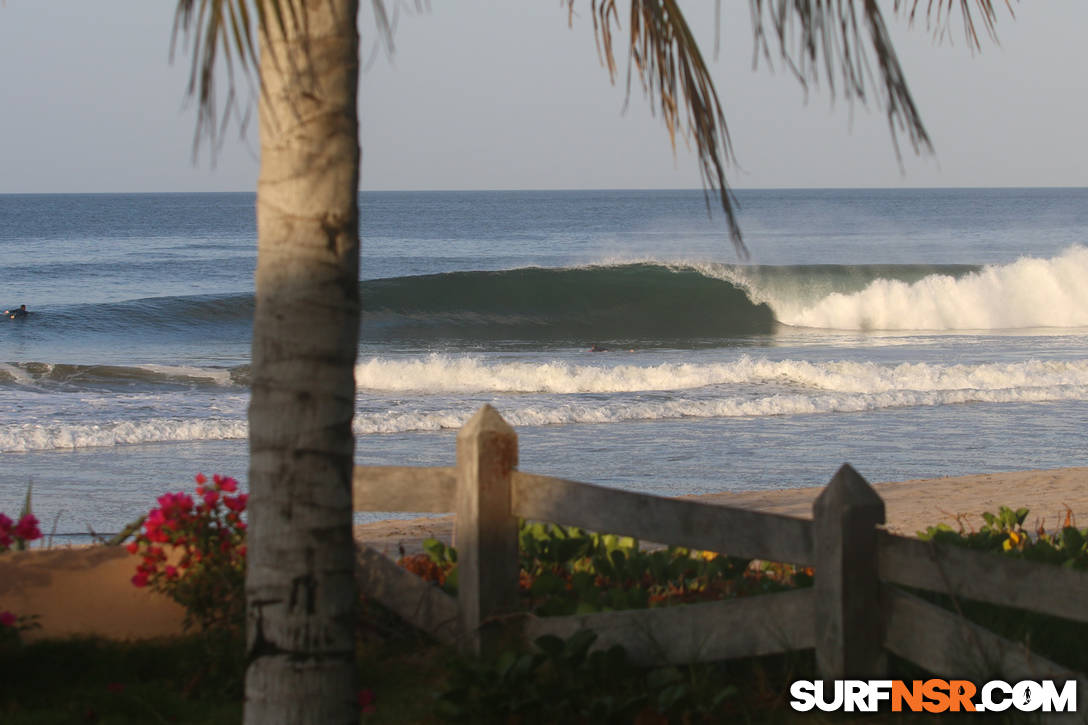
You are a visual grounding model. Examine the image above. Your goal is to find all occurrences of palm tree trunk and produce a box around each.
[244,1,360,722]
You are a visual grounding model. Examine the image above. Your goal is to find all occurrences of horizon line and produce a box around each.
[2,184,1087,196]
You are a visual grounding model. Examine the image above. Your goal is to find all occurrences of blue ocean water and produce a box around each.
[1,188,1087,537]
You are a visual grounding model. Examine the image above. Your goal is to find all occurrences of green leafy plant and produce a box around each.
[436,629,737,723]
[399,521,811,617]
[919,504,1088,568]
[126,473,247,633]
[519,522,809,616]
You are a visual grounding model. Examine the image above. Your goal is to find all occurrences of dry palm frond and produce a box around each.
[895,0,1012,50]
[172,0,399,157]
[749,0,934,161]
[577,0,746,255]
[580,1,1009,256]
[750,1,1008,160]
[171,0,270,158]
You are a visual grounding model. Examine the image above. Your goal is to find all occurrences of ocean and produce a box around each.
[2,188,1087,540]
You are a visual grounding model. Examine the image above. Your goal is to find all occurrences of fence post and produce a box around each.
[455,405,520,654]
[813,463,886,679]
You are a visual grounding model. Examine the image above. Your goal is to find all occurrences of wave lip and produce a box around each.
[362,263,776,343]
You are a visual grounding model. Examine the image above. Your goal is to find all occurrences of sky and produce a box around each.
[1,1,1085,193]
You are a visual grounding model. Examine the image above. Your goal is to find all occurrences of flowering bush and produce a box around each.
[0,511,42,552]
[0,609,39,650]
[127,474,248,633]
[1,506,42,648]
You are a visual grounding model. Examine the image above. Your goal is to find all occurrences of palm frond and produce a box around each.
[172,0,398,157]
[580,1,1009,256]
[578,0,746,255]
[896,0,1012,51]
[750,0,926,161]
[749,1,1008,163]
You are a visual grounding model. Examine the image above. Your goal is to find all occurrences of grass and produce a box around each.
[0,599,451,725]
[0,634,244,725]
[0,604,817,724]
[0,617,1037,724]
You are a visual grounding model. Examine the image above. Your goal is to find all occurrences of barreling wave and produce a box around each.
[34,293,255,335]
[341,249,1088,339]
[8,248,1088,346]
[362,264,775,343]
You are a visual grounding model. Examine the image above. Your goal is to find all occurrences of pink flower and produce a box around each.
[0,611,16,628]
[224,495,247,513]
[131,572,150,588]
[218,476,238,493]
[202,490,219,507]
[125,541,140,554]
[14,514,41,541]
[0,513,12,531]
[194,473,207,485]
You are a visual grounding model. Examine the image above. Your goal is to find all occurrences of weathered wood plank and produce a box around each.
[884,586,1088,689]
[354,544,461,645]
[500,588,815,667]
[879,532,1088,624]
[455,406,521,654]
[352,465,456,512]
[813,464,886,678]
[511,472,813,565]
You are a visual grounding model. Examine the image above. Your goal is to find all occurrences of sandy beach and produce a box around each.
[7,466,1087,642]
[354,466,1088,556]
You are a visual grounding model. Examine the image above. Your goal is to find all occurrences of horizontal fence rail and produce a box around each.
[878,531,1088,625]
[512,473,814,566]
[883,586,1088,690]
[353,466,813,565]
[352,405,1088,691]
[510,587,816,667]
[353,465,455,513]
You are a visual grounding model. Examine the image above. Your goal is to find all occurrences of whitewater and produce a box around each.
[761,246,1088,331]
[2,188,1087,535]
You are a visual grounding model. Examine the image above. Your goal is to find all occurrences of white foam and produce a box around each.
[0,418,248,452]
[356,355,1088,395]
[351,384,1088,434]
[8,356,1088,449]
[136,364,233,385]
[773,246,1088,331]
[0,363,34,385]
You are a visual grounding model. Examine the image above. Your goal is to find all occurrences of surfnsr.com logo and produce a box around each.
[789,679,1077,713]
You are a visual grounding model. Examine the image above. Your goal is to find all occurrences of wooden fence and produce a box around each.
[353,405,1088,688]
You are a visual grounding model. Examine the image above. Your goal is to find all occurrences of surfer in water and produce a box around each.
[5,305,27,320]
